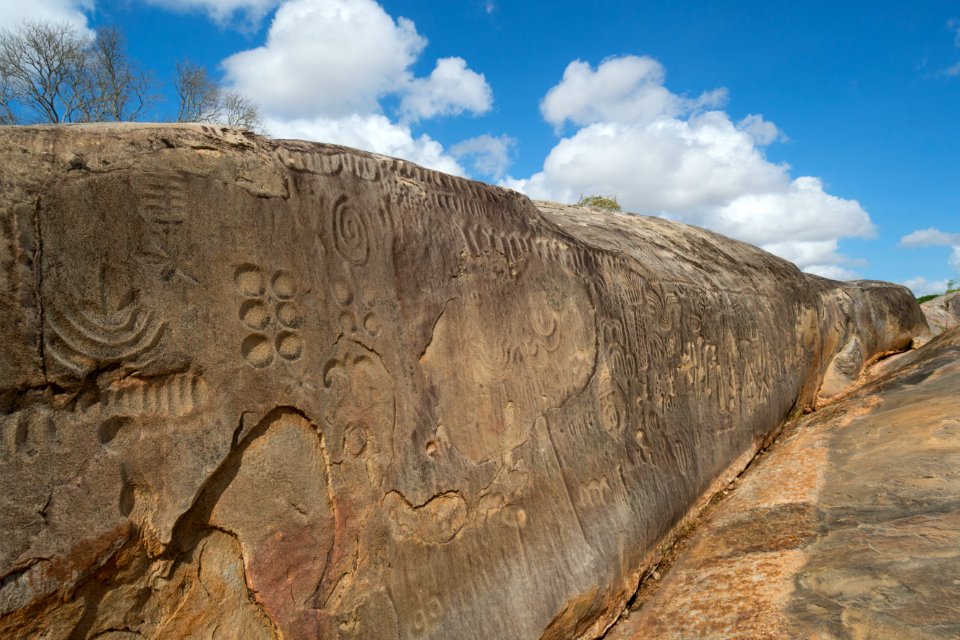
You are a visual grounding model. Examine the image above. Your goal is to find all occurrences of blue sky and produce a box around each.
[3,0,959,294]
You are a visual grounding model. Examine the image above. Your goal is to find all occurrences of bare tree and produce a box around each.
[219,90,262,131]
[0,21,90,123]
[0,71,16,124]
[84,25,153,122]
[175,59,262,132]
[0,21,153,124]
[174,60,220,123]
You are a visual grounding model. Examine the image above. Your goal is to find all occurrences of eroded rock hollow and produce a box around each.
[0,125,927,639]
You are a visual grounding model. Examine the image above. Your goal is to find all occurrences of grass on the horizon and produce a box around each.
[918,279,958,304]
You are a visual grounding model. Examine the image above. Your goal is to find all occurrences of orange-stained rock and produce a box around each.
[0,124,928,639]
[608,326,960,640]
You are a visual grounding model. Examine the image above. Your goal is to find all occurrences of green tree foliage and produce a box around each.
[916,278,959,303]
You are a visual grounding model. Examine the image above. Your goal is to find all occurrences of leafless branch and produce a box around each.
[175,59,263,132]
[0,21,153,124]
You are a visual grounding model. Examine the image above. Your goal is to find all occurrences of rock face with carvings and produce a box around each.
[606,325,960,640]
[921,290,960,336]
[0,125,927,639]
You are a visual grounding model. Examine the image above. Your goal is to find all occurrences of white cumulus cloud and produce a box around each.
[902,276,950,297]
[266,113,464,176]
[218,0,500,177]
[899,227,960,247]
[541,56,725,130]
[899,226,960,290]
[400,57,492,122]
[506,55,876,277]
[449,134,515,179]
[0,0,92,34]
[737,113,785,145]
[142,0,281,26]
[223,0,425,119]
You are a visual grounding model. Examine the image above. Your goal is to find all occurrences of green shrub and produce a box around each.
[577,194,621,212]
[917,294,940,304]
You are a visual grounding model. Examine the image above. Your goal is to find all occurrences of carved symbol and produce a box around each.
[597,362,625,438]
[277,149,382,181]
[46,269,166,377]
[411,595,444,635]
[234,264,304,368]
[100,372,207,418]
[331,276,380,339]
[135,171,196,284]
[331,195,370,266]
[578,476,612,508]
[528,306,561,354]
[0,411,55,462]
[384,491,467,545]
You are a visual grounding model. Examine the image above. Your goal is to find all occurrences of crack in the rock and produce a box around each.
[32,197,47,385]
[417,296,457,363]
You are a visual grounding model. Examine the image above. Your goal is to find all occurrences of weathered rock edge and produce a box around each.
[0,124,927,639]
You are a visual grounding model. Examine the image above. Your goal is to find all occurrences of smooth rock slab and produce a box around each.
[0,124,927,639]
[608,326,960,640]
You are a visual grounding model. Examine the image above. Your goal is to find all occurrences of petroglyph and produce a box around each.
[100,372,206,417]
[420,265,596,463]
[0,127,928,640]
[330,195,371,266]
[578,476,612,509]
[277,147,382,181]
[597,363,626,439]
[133,170,196,284]
[0,412,55,462]
[234,264,305,367]
[329,274,382,342]
[384,491,468,544]
[45,270,166,377]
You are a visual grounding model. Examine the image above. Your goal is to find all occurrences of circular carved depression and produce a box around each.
[240,299,271,330]
[332,280,353,306]
[276,332,304,361]
[340,311,357,333]
[363,312,381,336]
[276,301,304,329]
[234,264,264,297]
[241,334,274,368]
[272,271,295,299]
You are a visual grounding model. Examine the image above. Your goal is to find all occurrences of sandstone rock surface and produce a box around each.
[607,325,960,640]
[0,124,927,639]
[921,290,960,336]
[805,276,928,404]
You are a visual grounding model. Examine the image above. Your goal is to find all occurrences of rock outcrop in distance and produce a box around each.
[0,125,928,639]
[921,290,960,336]
[606,325,960,640]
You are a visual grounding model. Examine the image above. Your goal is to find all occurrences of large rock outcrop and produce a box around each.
[607,325,960,639]
[805,276,926,404]
[921,290,960,336]
[0,125,927,639]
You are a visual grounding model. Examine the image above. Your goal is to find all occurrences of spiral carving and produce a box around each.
[332,194,370,266]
